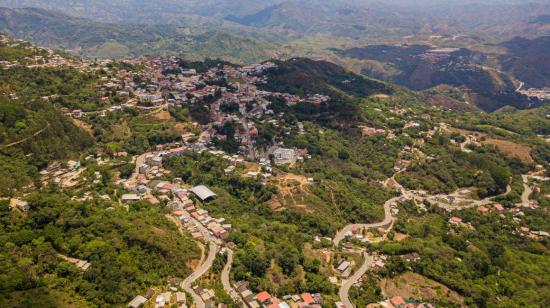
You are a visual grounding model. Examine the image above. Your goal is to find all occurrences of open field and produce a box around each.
[483,138,534,163]
[454,128,534,163]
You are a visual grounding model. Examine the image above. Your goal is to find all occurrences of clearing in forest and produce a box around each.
[381,272,465,306]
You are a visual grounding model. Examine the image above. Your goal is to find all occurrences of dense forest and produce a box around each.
[372,201,550,307]
[0,194,199,306]
[0,95,93,196]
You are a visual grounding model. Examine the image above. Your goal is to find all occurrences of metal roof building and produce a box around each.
[190,185,217,201]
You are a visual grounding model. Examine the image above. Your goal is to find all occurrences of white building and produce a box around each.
[272,148,296,165]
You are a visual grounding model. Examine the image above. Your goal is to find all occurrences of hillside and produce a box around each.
[226,0,425,39]
[260,58,392,98]
[0,0,284,24]
[1,34,550,308]
[2,0,549,41]
[499,36,550,88]
[257,58,393,124]
[0,37,96,195]
[337,44,544,112]
[0,7,279,62]
[226,0,550,40]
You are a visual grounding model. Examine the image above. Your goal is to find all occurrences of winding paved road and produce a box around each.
[338,252,374,308]
[221,249,234,293]
[520,175,533,207]
[181,242,219,308]
[333,191,409,246]
[221,249,244,304]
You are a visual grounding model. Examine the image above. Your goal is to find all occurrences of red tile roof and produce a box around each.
[267,297,280,308]
[478,206,489,213]
[391,296,406,306]
[301,293,314,305]
[256,291,272,303]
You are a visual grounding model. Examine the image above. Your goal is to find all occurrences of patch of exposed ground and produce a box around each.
[381,272,465,306]
[243,162,261,173]
[371,94,390,99]
[268,172,311,211]
[153,110,172,121]
[483,138,534,163]
[72,119,93,136]
[454,128,533,163]
[393,232,408,241]
[151,226,167,236]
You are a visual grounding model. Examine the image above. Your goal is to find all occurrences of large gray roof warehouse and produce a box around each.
[190,185,217,201]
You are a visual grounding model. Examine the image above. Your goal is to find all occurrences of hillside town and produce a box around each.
[2,34,550,308]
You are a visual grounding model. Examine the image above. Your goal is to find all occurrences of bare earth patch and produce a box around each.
[483,138,534,163]
[243,162,261,173]
[381,272,464,306]
[393,232,408,241]
[453,128,534,163]
[268,172,313,212]
[150,226,167,236]
[152,110,172,121]
[72,119,93,136]
[371,94,390,99]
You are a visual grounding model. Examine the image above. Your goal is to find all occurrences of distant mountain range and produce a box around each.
[1,0,549,39]
[225,0,425,39]
[0,7,281,62]
[0,0,284,25]
[337,44,546,112]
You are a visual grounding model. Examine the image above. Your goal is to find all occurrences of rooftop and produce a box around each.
[191,185,217,201]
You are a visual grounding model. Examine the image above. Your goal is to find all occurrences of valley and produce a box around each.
[0,1,550,307]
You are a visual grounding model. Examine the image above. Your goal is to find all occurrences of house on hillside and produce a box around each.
[272,148,297,165]
[128,295,147,308]
[122,194,141,203]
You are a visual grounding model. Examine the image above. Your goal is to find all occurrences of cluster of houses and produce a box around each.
[122,172,231,242]
[129,289,187,308]
[234,283,325,308]
[39,160,84,189]
[102,56,325,163]
[191,286,216,307]
[448,202,550,240]
[173,185,233,241]
[0,35,80,69]
[25,50,327,172]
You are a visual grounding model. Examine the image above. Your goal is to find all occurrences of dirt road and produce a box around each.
[0,122,50,149]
